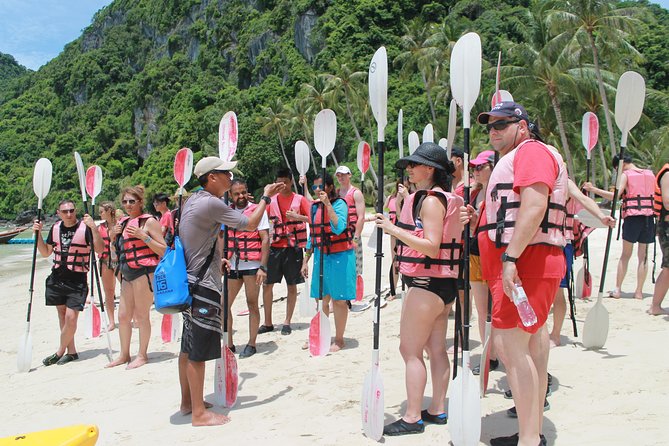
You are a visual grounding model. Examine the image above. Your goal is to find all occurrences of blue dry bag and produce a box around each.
[153,235,191,314]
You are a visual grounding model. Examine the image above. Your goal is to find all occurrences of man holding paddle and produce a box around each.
[178,156,283,426]
[461,102,568,446]
[33,199,104,366]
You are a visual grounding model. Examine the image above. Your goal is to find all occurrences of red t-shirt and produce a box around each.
[159,210,174,233]
[271,193,310,248]
[479,143,565,280]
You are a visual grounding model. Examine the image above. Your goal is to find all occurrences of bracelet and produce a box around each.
[144,236,152,244]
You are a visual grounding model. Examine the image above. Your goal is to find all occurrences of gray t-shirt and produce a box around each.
[180,190,249,292]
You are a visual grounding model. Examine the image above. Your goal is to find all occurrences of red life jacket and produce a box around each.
[654,164,669,219]
[268,194,308,248]
[98,222,111,261]
[341,186,360,238]
[52,221,91,273]
[310,198,353,254]
[395,189,464,279]
[621,168,655,218]
[226,203,262,262]
[117,214,160,269]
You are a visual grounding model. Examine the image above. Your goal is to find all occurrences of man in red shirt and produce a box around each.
[260,168,311,335]
[463,102,567,446]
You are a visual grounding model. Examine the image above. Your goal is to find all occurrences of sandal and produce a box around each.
[57,353,79,365]
[421,409,447,425]
[42,353,62,366]
[383,418,424,436]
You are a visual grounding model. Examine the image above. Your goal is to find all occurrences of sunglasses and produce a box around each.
[486,119,520,131]
[312,184,323,191]
[59,209,76,214]
[122,199,137,205]
[406,161,422,168]
[470,164,491,172]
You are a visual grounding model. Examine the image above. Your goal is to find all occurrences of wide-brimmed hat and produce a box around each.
[477,101,529,125]
[194,156,237,178]
[469,150,495,167]
[396,142,449,171]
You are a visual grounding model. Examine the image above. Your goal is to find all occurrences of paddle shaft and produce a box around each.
[223,192,230,338]
[462,128,472,353]
[26,209,43,323]
[319,167,326,306]
[598,146,627,293]
[373,141,385,350]
[567,265,578,336]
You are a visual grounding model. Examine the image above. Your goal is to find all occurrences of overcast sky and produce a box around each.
[1,0,668,71]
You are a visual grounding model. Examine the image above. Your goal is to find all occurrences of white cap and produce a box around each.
[335,166,352,175]
[194,156,237,177]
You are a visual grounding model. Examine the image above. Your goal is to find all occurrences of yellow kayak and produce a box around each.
[0,425,98,446]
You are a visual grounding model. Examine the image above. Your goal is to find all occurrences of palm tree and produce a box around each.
[285,97,318,174]
[301,75,339,167]
[548,0,642,157]
[257,98,297,190]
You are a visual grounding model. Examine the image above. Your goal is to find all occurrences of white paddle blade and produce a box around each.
[357,141,371,174]
[447,99,458,157]
[17,325,32,373]
[295,140,311,176]
[574,266,585,299]
[361,358,384,441]
[219,111,239,161]
[314,109,337,168]
[575,208,611,228]
[448,353,482,445]
[581,112,599,153]
[422,123,434,143]
[299,274,316,318]
[397,109,404,158]
[33,158,52,208]
[368,47,388,140]
[174,147,194,187]
[582,294,609,349]
[614,71,645,146]
[450,32,482,127]
[408,131,419,155]
[438,138,448,149]
[85,165,103,200]
[74,152,87,203]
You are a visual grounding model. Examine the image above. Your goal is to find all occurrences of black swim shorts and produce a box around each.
[622,215,656,244]
[404,276,458,306]
[45,273,88,311]
[181,284,222,362]
[266,247,304,285]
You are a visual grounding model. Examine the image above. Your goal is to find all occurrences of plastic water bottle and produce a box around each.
[512,285,537,327]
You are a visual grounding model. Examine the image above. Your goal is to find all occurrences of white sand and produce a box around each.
[1,226,668,445]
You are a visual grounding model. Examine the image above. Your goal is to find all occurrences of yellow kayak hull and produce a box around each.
[0,425,98,446]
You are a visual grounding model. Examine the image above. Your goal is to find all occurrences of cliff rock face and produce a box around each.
[134,100,160,159]
[294,10,318,63]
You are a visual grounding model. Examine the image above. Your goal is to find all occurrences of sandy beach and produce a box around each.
[1,224,667,445]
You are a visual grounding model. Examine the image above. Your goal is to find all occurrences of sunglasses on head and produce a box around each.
[486,119,520,131]
[122,199,137,205]
[59,208,76,214]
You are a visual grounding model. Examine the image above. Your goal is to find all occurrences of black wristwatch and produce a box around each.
[260,195,271,205]
[501,252,518,263]
[258,265,268,273]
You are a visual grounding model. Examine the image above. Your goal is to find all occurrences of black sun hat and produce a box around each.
[396,142,450,171]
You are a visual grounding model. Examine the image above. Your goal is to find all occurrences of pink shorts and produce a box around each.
[488,278,560,334]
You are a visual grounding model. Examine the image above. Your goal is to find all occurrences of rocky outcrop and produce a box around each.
[133,100,160,159]
[294,10,318,63]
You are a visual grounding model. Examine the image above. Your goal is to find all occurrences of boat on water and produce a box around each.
[0,227,27,244]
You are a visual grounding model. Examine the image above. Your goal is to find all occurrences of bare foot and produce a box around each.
[192,410,231,427]
[549,337,561,348]
[301,341,309,350]
[647,307,669,315]
[634,292,644,300]
[608,289,621,299]
[126,356,148,369]
[329,340,345,353]
[105,356,130,368]
[180,401,213,416]
[107,323,116,331]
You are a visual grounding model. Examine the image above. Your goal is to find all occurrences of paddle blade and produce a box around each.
[17,324,32,373]
[575,208,611,228]
[74,152,87,204]
[161,314,173,343]
[33,158,52,208]
[448,352,481,445]
[422,123,434,143]
[91,304,101,338]
[480,322,492,396]
[314,109,337,167]
[219,111,239,161]
[355,274,364,302]
[174,147,194,187]
[397,109,404,158]
[447,99,457,157]
[357,141,371,175]
[83,304,93,339]
[581,112,599,154]
[361,358,384,441]
[438,138,448,149]
[309,309,330,357]
[368,47,388,139]
[408,131,419,154]
[491,89,513,108]
[582,294,609,349]
[450,32,482,127]
[574,267,585,299]
[214,346,239,407]
[295,140,310,176]
[299,275,316,318]
[614,71,645,147]
[85,165,103,201]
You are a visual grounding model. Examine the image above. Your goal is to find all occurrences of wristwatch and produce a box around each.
[501,252,518,263]
[260,195,271,205]
[258,265,268,273]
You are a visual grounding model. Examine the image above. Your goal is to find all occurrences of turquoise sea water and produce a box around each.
[0,228,46,279]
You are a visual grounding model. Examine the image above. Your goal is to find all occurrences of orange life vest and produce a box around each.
[226,203,262,262]
[268,194,308,248]
[117,214,160,269]
[621,168,655,218]
[395,189,464,279]
[52,221,91,273]
[654,164,669,219]
[310,198,353,254]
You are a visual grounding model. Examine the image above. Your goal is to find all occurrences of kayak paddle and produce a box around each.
[17,158,53,373]
[309,108,336,358]
[356,141,371,302]
[85,165,103,339]
[408,131,419,155]
[448,32,482,446]
[361,46,387,442]
[583,71,645,349]
[214,112,239,408]
[422,123,434,143]
[295,140,315,319]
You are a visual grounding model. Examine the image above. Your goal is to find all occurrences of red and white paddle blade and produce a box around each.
[357,141,371,175]
[361,359,384,441]
[422,123,434,143]
[85,165,103,200]
[174,147,193,187]
[91,304,101,338]
[581,112,599,154]
[491,89,514,108]
[213,345,239,407]
[161,314,173,343]
[309,309,330,357]
[219,111,238,162]
[355,275,364,302]
[408,131,419,154]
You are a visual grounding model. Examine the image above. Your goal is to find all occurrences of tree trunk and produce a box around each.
[344,92,362,141]
[597,141,609,189]
[277,131,298,193]
[549,89,575,178]
[421,71,437,124]
[588,31,617,157]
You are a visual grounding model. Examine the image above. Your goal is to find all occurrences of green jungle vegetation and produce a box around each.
[0,0,668,218]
